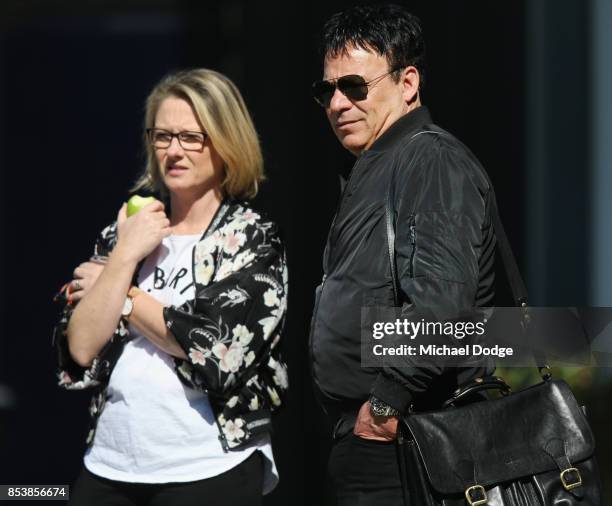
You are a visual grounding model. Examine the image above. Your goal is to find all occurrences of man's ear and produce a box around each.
[400,66,420,105]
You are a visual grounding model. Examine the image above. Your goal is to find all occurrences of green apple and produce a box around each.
[127,195,156,217]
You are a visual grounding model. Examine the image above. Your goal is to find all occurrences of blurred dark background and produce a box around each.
[1,0,611,503]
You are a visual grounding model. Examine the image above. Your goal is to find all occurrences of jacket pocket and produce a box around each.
[410,211,476,283]
[408,214,416,278]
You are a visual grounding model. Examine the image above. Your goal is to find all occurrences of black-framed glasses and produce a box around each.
[146,128,208,151]
[311,68,401,108]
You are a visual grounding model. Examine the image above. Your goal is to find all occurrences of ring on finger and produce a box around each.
[73,279,82,291]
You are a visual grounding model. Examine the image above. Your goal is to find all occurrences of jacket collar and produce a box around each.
[199,197,231,242]
[367,105,432,153]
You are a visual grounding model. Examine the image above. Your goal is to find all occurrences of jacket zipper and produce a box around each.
[408,215,416,278]
[327,156,365,262]
[308,274,327,377]
[309,156,365,382]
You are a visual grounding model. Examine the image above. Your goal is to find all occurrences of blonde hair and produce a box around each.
[132,68,264,199]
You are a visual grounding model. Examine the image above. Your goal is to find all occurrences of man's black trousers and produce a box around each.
[328,432,404,506]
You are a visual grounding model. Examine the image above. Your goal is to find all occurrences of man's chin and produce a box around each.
[337,133,366,155]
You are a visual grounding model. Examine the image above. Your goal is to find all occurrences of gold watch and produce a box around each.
[121,286,141,318]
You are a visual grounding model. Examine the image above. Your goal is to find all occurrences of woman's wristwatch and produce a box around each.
[121,286,141,318]
[369,395,400,417]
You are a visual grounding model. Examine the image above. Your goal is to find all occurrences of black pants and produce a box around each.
[327,433,404,506]
[68,451,264,506]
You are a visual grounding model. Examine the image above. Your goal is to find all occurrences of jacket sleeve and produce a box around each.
[370,137,494,412]
[163,220,288,399]
[52,222,125,390]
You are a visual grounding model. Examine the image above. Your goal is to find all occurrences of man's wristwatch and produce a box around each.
[369,396,400,417]
[121,286,141,318]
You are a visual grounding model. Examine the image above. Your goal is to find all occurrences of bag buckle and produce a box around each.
[465,484,488,505]
[560,467,582,491]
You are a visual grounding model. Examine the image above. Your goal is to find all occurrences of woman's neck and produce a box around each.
[169,188,224,235]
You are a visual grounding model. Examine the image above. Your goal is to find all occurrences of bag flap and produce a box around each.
[403,380,595,494]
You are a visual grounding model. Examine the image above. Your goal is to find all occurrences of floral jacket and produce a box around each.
[52,199,289,451]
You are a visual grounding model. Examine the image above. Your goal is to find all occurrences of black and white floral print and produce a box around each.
[53,200,288,451]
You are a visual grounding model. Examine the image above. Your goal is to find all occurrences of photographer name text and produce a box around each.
[372,344,514,357]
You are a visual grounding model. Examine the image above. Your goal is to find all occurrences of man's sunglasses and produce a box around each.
[311,68,401,108]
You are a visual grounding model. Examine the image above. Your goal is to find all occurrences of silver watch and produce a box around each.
[369,396,400,417]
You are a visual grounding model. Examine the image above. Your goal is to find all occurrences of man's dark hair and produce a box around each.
[321,4,426,87]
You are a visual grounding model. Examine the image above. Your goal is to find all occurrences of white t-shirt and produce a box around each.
[84,233,278,493]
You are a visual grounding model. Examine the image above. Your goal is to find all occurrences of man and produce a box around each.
[309,4,496,504]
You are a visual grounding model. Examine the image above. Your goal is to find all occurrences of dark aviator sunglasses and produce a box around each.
[311,68,401,108]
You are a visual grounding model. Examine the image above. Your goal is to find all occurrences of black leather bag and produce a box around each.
[384,153,604,505]
[397,378,602,505]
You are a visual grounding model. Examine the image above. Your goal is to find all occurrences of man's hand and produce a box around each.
[69,261,105,303]
[353,401,398,441]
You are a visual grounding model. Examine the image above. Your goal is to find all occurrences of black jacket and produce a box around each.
[310,106,496,416]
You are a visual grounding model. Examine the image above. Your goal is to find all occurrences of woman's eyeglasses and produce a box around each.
[311,68,401,108]
[146,128,208,151]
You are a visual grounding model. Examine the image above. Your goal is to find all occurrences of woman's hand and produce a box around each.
[68,261,105,304]
[114,200,172,264]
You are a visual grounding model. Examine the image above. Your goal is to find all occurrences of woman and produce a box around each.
[52,69,288,506]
